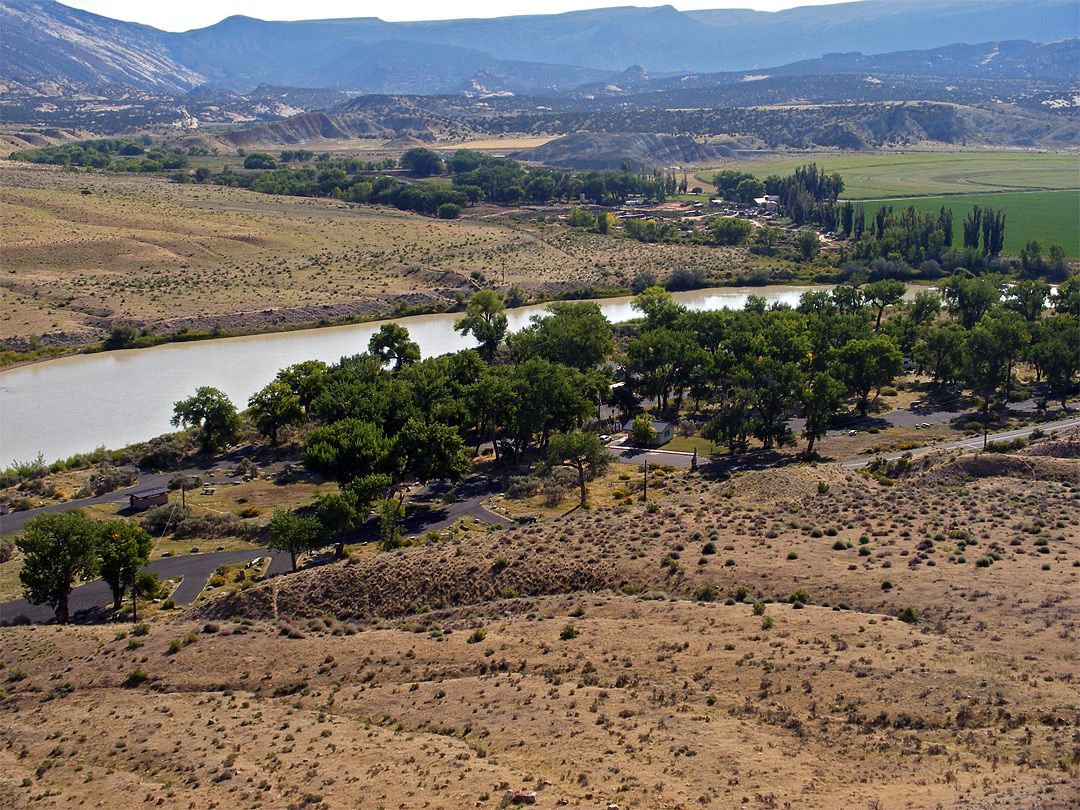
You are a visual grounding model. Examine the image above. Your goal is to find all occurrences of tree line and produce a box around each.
[14,274,1078,621]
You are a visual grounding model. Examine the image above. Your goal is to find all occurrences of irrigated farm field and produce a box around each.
[708,152,1080,256]
[865,190,1080,257]
[732,152,1079,199]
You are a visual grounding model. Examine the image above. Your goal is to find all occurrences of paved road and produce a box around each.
[840,414,1080,469]
[0,547,291,624]
[0,474,505,624]
[607,411,1079,474]
[0,471,177,536]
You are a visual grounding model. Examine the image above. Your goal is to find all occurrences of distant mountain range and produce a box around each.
[2,0,1077,95]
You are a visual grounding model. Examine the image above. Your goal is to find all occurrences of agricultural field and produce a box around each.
[702,151,1080,256]
[729,152,1079,199]
[865,189,1080,258]
[1,439,1078,810]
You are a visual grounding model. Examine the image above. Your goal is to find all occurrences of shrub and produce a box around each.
[436,203,462,219]
[761,616,774,630]
[694,584,717,602]
[786,551,799,560]
[123,668,150,687]
[167,630,199,655]
[897,607,920,624]
[0,536,14,563]
[131,623,150,637]
[467,628,486,644]
[984,438,1027,453]
[752,601,766,616]
[702,541,716,555]
[832,539,847,551]
[560,623,579,640]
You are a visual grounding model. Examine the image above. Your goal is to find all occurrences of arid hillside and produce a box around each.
[2,442,1077,810]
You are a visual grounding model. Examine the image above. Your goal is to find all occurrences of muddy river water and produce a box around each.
[1,285,893,463]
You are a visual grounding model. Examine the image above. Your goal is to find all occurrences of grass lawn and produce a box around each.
[663,435,721,456]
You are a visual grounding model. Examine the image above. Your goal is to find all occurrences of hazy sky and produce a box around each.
[59,0,846,32]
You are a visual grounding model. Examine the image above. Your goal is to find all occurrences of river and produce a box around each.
[0,285,841,463]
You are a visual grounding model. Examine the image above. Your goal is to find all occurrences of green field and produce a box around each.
[862,190,1079,258]
[730,153,1080,199]
[696,153,1079,257]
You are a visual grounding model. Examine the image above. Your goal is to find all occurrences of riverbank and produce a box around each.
[1,284,843,464]
[0,278,758,368]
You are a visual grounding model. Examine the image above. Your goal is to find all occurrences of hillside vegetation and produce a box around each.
[2,446,1078,809]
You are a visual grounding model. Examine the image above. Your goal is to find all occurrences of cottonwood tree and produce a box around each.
[304,419,394,484]
[800,372,846,458]
[913,322,966,384]
[368,323,420,371]
[508,301,614,371]
[399,147,443,177]
[836,336,903,416]
[545,432,611,507]
[172,386,242,452]
[1032,314,1079,409]
[276,360,328,415]
[97,520,152,616]
[248,381,303,445]
[454,290,508,362]
[268,509,326,571]
[316,473,391,557]
[18,511,99,624]
[863,278,907,332]
[963,322,1010,414]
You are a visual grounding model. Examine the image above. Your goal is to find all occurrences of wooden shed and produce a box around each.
[128,487,168,510]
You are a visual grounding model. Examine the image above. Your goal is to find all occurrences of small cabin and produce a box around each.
[128,487,168,511]
[622,419,675,448]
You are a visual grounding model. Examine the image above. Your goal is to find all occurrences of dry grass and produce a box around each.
[1,162,764,348]
[2,440,1078,810]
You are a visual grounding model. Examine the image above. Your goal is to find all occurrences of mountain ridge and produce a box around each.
[2,0,1077,95]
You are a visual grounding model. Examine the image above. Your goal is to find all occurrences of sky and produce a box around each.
[59,0,847,32]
